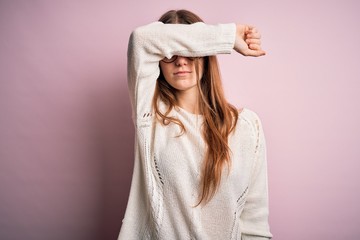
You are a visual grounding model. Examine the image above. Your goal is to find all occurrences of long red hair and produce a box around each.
[153,9,239,205]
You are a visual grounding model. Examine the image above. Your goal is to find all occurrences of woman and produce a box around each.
[119,9,272,240]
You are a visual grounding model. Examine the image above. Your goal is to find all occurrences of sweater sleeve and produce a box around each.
[240,112,272,239]
[127,21,236,123]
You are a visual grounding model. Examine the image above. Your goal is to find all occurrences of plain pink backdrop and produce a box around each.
[1,0,359,239]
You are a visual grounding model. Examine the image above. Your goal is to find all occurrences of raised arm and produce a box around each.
[127,22,236,123]
[127,22,266,124]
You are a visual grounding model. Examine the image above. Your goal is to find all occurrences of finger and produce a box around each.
[246,38,261,45]
[246,32,261,39]
[251,27,258,33]
[242,25,250,35]
[247,25,255,31]
[243,49,266,57]
[245,25,250,33]
[249,44,261,50]
[247,26,259,34]
[245,25,254,34]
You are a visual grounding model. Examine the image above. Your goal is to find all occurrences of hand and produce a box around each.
[234,24,266,57]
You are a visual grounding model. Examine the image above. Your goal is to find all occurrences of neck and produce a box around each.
[176,88,200,114]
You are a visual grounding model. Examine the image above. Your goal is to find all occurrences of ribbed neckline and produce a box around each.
[176,106,203,118]
[177,106,247,118]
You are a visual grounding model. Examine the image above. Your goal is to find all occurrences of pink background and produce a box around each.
[1,0,359,239]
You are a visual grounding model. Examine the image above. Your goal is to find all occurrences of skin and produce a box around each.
[159,24,265,114]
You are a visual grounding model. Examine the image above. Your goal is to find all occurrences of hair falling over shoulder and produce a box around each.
[152,9,239,206]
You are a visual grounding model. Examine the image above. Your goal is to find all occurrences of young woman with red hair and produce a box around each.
[119,9,272,240]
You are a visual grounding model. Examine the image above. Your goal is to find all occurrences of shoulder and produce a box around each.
[238,108,263,130]
[233,108,265,151]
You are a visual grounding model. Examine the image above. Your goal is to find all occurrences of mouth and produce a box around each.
[174,71,192,76]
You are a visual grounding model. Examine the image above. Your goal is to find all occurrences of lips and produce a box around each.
[174,71,191,75]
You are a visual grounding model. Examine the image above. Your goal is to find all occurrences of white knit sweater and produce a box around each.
[118,22,272,240]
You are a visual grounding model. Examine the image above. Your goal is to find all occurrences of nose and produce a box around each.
[175,56,188,66]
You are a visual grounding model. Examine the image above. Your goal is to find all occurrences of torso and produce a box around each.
[152,106,256,239]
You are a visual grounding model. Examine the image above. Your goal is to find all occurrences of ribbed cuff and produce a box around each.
[218,23,236,52]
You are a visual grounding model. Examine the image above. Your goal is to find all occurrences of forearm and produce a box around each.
[130,22,236,60]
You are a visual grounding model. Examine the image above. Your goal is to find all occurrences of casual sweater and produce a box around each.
[118,21,272,240]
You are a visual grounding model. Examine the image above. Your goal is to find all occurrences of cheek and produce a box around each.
[159,63,173,81]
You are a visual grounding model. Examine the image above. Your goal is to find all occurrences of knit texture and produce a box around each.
[118,22,272,240]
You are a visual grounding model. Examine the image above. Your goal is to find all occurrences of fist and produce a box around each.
[234,24,266,57]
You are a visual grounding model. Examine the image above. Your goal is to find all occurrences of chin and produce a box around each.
[175,85,197,92]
